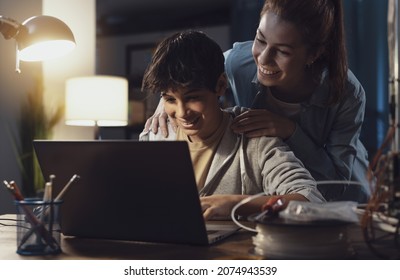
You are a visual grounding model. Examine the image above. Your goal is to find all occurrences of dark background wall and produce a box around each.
[343,0,389,156]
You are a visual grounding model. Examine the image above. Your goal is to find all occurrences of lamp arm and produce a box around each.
[0,16,22,40]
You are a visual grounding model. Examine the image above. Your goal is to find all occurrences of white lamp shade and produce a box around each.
[65,76,128,126]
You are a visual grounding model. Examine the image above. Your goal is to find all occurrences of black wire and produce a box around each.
[363,211,400,259]
[0,218,31,229]
[0,218,21,222]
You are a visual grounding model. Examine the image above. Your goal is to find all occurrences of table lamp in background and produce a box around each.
[65,76,129,139]
[0,15,76,72]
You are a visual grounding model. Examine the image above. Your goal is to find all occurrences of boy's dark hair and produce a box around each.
[142,30,225,94]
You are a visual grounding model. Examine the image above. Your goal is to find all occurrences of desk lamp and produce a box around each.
[65,76,128,139]
[0,15,76,72]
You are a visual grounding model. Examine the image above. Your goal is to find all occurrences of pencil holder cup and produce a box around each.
[15,199,63,255]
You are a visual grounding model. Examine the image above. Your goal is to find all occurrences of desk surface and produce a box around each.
[0,214,386,260]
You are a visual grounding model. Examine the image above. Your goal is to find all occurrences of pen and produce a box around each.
[49,175,55,200]
[3,180,24,201]
[55,174,80,201]
[35,182,52,245]
[47,175,55,241]
[33,174,80,219]
[39,182,52,219]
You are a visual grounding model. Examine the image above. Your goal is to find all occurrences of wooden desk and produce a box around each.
[0,214,387,260]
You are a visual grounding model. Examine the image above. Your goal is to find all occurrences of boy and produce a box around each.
[140,30,325,220]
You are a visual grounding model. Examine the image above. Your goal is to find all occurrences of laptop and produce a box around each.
[33,140,239,245]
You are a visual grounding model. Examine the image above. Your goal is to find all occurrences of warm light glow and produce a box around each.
[65,76,128,127]
[19,40,76,61]
[16,15,76,63]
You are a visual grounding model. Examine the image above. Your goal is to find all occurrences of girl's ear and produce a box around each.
[306,47,324,66]
[215,73,228,97]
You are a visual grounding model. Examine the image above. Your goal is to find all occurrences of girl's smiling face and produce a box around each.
[252,11,316,97]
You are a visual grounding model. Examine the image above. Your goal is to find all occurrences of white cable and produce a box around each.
[231,180,363,232]
[231,180,365,233]
[230,192,266,233]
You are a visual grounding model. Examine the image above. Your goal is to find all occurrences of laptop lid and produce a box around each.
[33,140,237,245]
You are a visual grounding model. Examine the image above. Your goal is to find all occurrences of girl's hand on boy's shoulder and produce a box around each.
[231,109,295,139]
[143,99,177,137]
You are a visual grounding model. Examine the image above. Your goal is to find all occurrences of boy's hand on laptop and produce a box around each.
[200,195,242,220]
[143,99,177,137]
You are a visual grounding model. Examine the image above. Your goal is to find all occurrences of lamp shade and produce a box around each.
[65,76,128,127]
[16,15,76,61]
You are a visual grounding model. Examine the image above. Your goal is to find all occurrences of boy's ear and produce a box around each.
[215,73,228,97]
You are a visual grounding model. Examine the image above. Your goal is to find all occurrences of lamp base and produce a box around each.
[94,122,101,140]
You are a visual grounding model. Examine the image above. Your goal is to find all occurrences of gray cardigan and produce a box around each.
[140,107,325,203]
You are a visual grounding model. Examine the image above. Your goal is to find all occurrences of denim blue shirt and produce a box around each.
[224,41,371,203]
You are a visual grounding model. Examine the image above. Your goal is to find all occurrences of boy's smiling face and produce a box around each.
[161,75,226,142]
